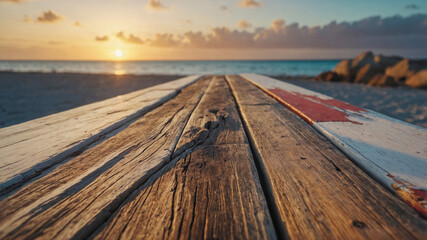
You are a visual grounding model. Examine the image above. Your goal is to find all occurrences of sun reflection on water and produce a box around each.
[114,62,125,75]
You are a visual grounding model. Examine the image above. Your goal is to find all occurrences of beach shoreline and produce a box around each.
[0,71,425,128]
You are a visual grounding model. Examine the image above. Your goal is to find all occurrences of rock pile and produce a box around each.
[316,52,427,88]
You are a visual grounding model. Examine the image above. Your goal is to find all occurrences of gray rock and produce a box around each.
[316,71,343,82]
[334,59,351,79]
[354,64,381,84]
[350,51,375,71]
[368,74,398,87]
[405,70,427,88]
[374,55,403,69]
[386,59,427,81]
[334,51,376,82]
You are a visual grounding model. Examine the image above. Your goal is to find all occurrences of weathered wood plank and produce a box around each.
[227,75,427,240]
[240,73,427,217]
[93,76,276,240]
[0,75,200,194]
[0,77,210,240]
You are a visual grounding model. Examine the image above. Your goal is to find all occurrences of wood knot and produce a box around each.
[352,220,366,229]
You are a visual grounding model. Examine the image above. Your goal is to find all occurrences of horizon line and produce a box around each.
[0,58,346,62]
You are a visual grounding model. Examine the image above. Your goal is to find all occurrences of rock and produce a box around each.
[385,59,427,81]
[368,74,398,87]
[334,60,351,77]
[325,51,425,88]
[374,55,403,69]
[315,71,343,82]
[405,70,427,88]
[354,64,380,84]
[351,51,375,71]
[334,52,375,82]
[354,55,401,84]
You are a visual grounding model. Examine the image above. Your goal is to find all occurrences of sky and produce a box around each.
[0,0,426,60]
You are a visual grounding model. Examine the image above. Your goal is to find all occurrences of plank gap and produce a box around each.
[225,75,290,240]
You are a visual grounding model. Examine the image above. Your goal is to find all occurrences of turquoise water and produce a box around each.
[0,60,339,76]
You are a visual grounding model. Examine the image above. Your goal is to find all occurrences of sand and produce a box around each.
[0,72,183,128]
[275,77,427,128]
[1,72,425,128]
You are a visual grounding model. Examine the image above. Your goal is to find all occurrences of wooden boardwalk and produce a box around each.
[0,75,426,239]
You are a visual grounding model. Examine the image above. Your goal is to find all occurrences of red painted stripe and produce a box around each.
[302,95,366,113]
[268,88,362,124]
[243,81,315,124]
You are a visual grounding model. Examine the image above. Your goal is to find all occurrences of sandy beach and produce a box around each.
[0,72,183,128]
[0,72,426,128]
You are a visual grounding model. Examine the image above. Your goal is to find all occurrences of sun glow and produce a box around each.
[115,49,123,57]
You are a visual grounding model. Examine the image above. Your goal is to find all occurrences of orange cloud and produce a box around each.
[36,10,63,23]
[237,20,252,29]
[115,31,144,44]
[95,35,109,42]
[73,22,82,27]
[146,0,168,10]
[238,0,262,8]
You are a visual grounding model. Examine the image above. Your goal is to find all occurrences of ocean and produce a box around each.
[0,60,339,76]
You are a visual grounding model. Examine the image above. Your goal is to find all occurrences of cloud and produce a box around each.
[184,19,191,24]
[220,5,230,13]
[148,33,180,47]
[146,0,168,10]
[405,4,420,9]
[237,20,252,29]
[36,10,63,23]
[238,0,262,8]
[95,35,109,42]
[139,14,427,49]
[115,31,144,44]
[73,22,82,27]
[182,28,255,48]
[0,0,27,3]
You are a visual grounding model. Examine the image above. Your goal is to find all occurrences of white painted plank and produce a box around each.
[0,75,201,193]
[241,73,427,217]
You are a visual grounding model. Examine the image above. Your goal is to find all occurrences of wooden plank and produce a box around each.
[0,77,210,240]
[0,75,200,194]
[227,75,427,239]
[240,73,427,217]
[92,76,276,239]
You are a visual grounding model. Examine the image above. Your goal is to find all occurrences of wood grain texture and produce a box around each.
[0,75,200,194]
[240,73,427,216]
[0,77,210,240]
[93,76,276,240]
[227,75,427,240]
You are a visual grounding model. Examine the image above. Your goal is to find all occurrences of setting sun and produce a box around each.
[115,50,122,57]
